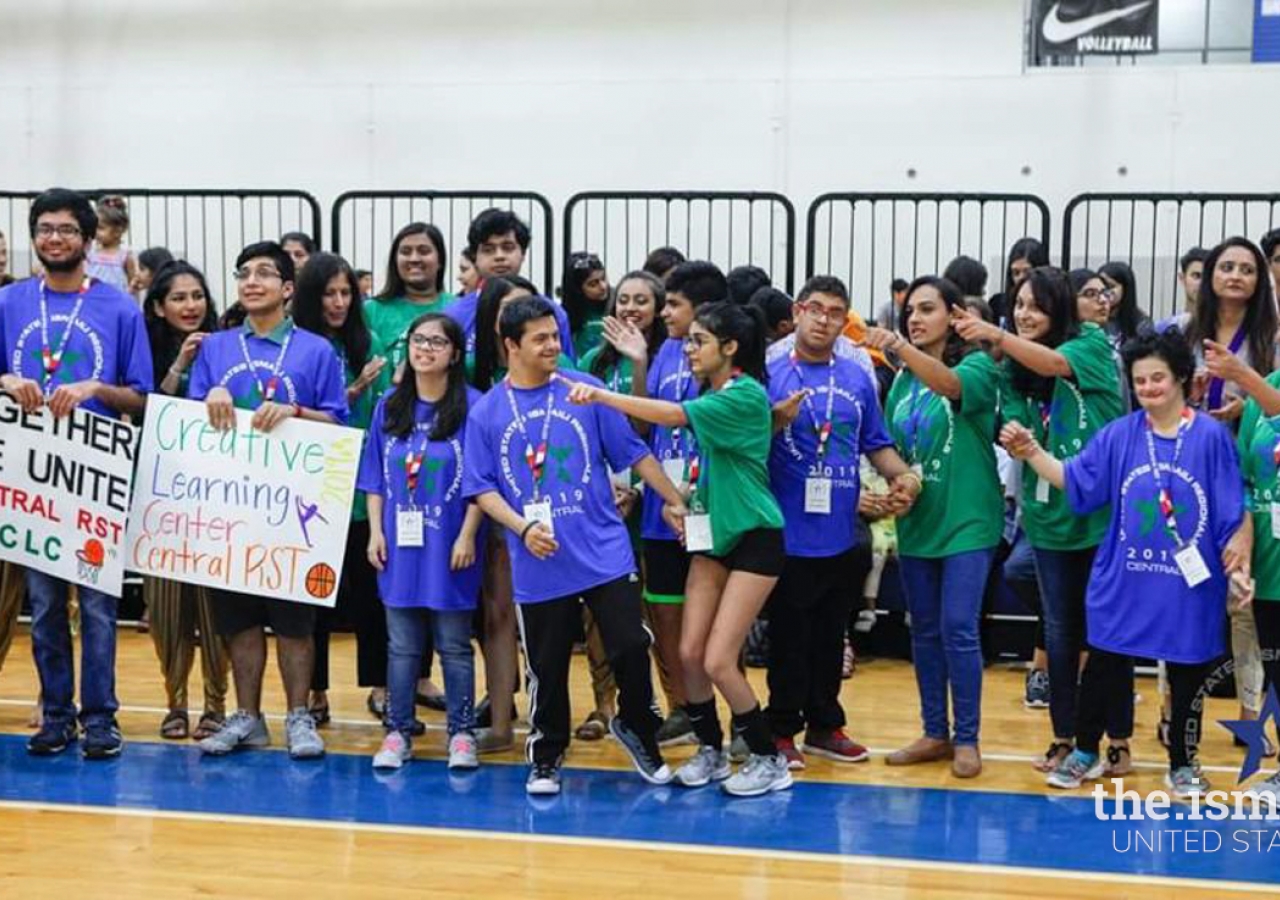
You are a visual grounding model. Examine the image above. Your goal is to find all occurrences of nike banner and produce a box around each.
[1033,0,1159,61]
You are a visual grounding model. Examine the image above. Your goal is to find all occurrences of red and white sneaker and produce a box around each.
[802,728,870,763]
[775,735,806,770]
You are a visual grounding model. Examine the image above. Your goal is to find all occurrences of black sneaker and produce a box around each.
[27,721,78,756]
[609,716,672,785]
[526,762,562,795]
[83,720,124,759]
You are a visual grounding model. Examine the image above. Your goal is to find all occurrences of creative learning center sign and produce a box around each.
[126,396,360,607]
[0,396,138,597]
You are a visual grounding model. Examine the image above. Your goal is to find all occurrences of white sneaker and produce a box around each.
[373,731,412,770]
[198,710,269,756]
[675,745,731,787]
[722,752,793,797]
[286,708,325,760]
[448,732,479,770]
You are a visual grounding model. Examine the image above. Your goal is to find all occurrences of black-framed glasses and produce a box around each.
[34,224,82,239]
[409,334,452,350]
[233,266,283,283]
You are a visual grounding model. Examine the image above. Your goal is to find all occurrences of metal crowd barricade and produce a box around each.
[1061,193,1280,321]
[562,191,797,293]
[0,189,322,308]
[330,191,556,295]
[805,193,1051,321]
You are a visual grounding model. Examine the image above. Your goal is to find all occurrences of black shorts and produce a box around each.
[695,528,786,578]
[209,587,317,639]
[642,539,691,602]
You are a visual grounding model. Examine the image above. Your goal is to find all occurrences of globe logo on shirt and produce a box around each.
[1116,463,1209,549]
[12,316,105,386]
[780,385,863,464]
[496,408,593,501]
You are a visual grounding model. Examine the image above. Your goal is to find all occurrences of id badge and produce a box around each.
[684,513,713,553]
[804,477,833,515]
[1173,543,1210,588]
[523,500,554,537]
[1034,476,1051,504]
[910,462,923,480]
[662,456,686,487]
[396,509,424,548]
[1271,502,1280,541]
[610,466,632,488]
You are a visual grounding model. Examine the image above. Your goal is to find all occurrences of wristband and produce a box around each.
[520,520,538,542]
[291,404,302,418]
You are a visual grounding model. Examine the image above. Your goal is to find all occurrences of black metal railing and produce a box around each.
[0,189,322,307]
[330,191,556,295]
[563,191,797,293]
[1061,193,1280,320]
[806,193,1051,321]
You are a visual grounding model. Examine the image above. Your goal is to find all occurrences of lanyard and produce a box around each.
[791,354,837,461]
[38,276,91,393]
[1144,408,1193,544]
[384,417,436,505]
[670,351,692,452]
[504,377,557,500]
[903,378,931,463]
[1206,326,1248,411]
[238,325,294,404]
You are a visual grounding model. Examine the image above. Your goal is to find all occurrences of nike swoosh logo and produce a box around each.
[1041,1,1152,44]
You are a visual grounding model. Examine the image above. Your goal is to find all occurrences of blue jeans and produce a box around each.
[1032,546,1094,740]
[385,607,475,737]
[900,549,994,746]
[27,571,119,729]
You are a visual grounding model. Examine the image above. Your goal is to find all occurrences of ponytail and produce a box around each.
[693,301,768,384]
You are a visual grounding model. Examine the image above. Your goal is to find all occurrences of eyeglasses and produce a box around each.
[233,267,283,283]
[802,302,847,324]
[34,224,82,239]
[1078,287,1113,301]
[409,334,452,350]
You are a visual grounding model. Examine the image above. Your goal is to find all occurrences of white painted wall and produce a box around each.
[0,0,1274,312]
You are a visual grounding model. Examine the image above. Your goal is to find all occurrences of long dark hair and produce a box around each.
[898,275,974,368]
[144,261,219,382]
[1004,238,1050,294]
[473,275,539,390]
[588,270,667,380]
[692,301,768,384]
[383,313,470,441]
[1098,260,1144,341]
[1187,237,1277,377]
[376,222,447,299]
[292,252,371,373]
[560,251,607,336]
[1005,267,1081,403]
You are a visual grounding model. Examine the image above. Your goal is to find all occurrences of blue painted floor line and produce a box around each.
[1,735,1276,884]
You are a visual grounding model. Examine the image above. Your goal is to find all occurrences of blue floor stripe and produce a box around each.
[1,735,1276,884]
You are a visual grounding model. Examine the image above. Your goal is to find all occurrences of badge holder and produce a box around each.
[396,507,424,548]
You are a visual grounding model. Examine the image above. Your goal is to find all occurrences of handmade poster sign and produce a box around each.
[0,396,138,597]
[126,396,360,606]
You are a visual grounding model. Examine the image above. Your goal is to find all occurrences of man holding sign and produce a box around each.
[187,241,347,760]
[0,188,152,759]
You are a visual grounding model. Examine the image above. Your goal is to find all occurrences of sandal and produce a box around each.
[574,711,610,741]
[1105,744,1132,776]
[192,713,224,741]
[366,691,387,720]
[160,710,189,740]
[1033,740,1073,773]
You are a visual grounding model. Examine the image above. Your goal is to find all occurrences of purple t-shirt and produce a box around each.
[641,338,701,541]
[767,353,893,557]
[445,290,576,361]
[187,318,349,424]
[357,389,484,610]
[462,372,648,604]
[1065,410,1244,664]
[0,277,152,419]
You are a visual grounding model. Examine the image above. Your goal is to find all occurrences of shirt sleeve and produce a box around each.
[554,303,576,363]
[462,404,500,501]
[356,401,387,495]
[1059,329,1115,395]
[954,352,998,418]
[598,403,649,471]
[311,343,350,425]
[1237,398,1261,490]
[118,305,154,393]
[186,335,214,401]
[1211,423,1246,552]
[1064,418,1120,516]
[856,369,894,452]
[683,380,758,453]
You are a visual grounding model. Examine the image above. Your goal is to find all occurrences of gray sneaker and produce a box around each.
[656,709,697,747]
[674,745,731,787]
[448,732,479,770]
[1246,771,1280,809]
[723,752,793,797]
[729,733,750,763]
[1165,765,1209,800]
[198,710,269,756]
[286,708,325,760]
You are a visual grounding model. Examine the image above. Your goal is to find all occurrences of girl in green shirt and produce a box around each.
[955,267,1126,776]
[866,275,1002,779]
[566,301,792,798]
[561,251,611,361]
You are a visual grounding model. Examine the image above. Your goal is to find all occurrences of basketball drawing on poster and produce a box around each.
[126,395,360,606]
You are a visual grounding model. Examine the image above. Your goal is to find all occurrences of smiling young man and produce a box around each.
[444,208,574,358]
[187,240,348,760]
[0,188,152,759]
[463,296,687,794]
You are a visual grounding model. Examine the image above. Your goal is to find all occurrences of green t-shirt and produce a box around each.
[1237,370,1280,602]
[573,310,606,361]
[579,346,634,394]
[885,351,1003,558]
[682,376,785,557]
[363,293,456,396]
[1000,324,1124,550]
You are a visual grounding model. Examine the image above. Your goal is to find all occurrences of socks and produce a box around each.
[685,699,723,749]
[732,704,775,757]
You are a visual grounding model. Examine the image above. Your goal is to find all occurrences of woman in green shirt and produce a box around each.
[567,301,793,798]
[561,251,611,361]
[954,267,1126,776]
[293,253,388,725]
[866,275,1003,779]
